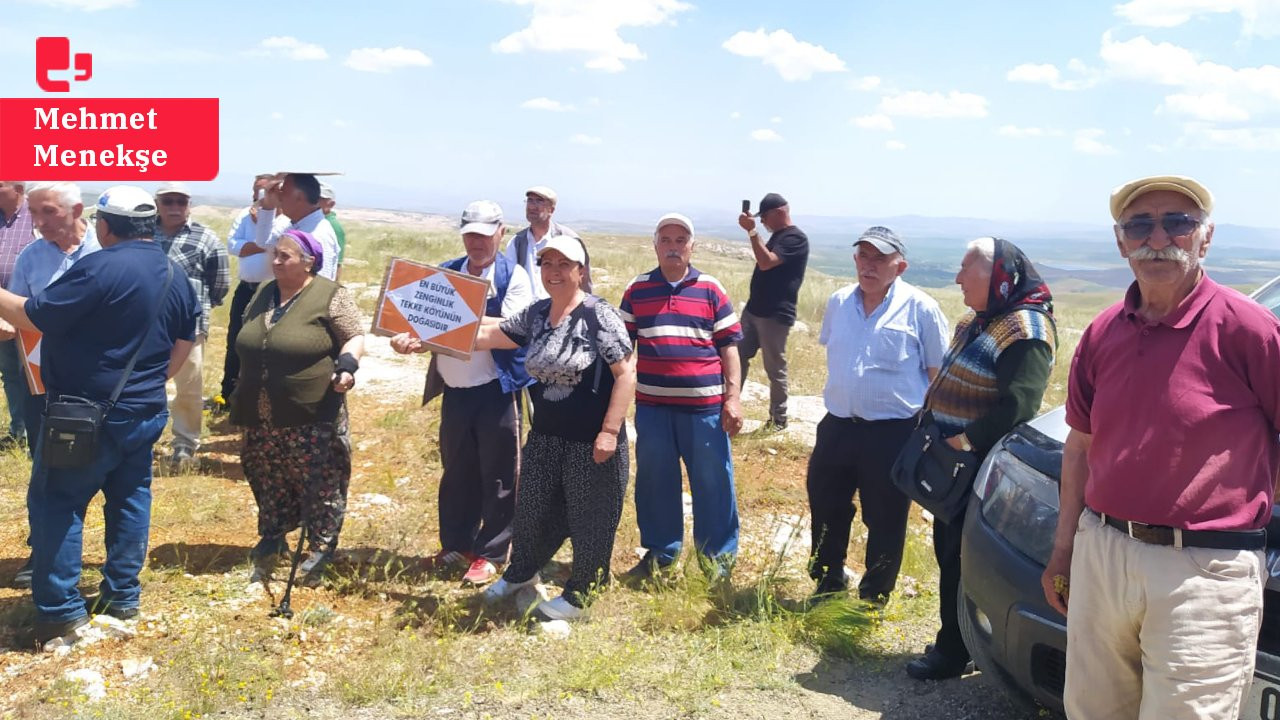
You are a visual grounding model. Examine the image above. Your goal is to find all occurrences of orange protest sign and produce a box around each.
[370,258,491,360]
[16,327,44,395]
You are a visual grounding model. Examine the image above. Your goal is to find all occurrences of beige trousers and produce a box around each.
[168,337,204,452]
[1064,508,1264,720]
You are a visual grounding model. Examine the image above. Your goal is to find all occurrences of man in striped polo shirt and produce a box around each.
[619,213,744,580]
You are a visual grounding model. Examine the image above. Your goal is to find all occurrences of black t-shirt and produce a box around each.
[499,296,632,443]
[26,240,200,415]
[745,225,809,326]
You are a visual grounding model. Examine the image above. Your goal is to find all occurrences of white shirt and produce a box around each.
[819,279,950,421]
[254,207,339,281]
[226,206,272,283]
[436,260,533,389]
[502,221,579,300]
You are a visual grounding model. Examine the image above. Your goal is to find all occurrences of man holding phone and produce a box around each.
[736,193,809,430]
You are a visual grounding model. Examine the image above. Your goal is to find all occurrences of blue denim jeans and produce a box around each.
[28,409,168,623]
[633,404,739,565]
[0,339,30,440]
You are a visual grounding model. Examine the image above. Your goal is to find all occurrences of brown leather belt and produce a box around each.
[1092,509,1265,551]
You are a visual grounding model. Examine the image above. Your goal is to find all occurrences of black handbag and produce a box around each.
[42,261,174,470]
[890,409,979,524]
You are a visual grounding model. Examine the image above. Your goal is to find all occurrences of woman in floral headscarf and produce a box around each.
[905,237,1058,681]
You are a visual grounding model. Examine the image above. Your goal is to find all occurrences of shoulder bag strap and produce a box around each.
[107,260,175,408]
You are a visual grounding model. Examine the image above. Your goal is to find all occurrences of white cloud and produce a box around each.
[729,111,741,120]
[750,128,783,142]
[770,116,783,124]
[570,133,603,145]
[1182,123,1280,150]
[722,28,847,82]
[877,90,989,118]
[885,140,907,151]
[851,114,895,131]
[1160,92,1251,121]
[252,36,328,61]
[1074,128,1118,155]
[522,97,575,112]
[850,76,882,91]
[493,0,691,73]
[1006,60,1099,90]
[1114,0,1280,37]
[1099,32,1280,115]
[997,125,1063,138]
[344,47,432,73]
[22,0,134,9]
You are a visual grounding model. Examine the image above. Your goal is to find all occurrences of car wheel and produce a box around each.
[958,580,1048,715]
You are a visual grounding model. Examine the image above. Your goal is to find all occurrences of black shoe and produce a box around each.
[34,615,89,645]
[12,556,32,589]
[249,536,288,582]
[87,595,138,621]
[624,554,673,582]
[812,574,849,600]
[905,649,975,681]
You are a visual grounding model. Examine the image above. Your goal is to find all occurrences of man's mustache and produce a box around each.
[1130,245,1189,262]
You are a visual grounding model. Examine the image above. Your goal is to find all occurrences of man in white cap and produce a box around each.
[504,186,585,300]
[153,182,229,468]
[390,200,532,586]
[1042,175,1280,718]
[619,213,744,580]
[256,173,340,282]
[319,182,346,281]
[0,185,199,645]
[807,226,948,605]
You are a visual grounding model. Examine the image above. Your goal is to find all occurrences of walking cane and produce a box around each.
[270,524,308,619]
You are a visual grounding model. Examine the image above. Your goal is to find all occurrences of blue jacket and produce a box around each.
[442,254,532,394]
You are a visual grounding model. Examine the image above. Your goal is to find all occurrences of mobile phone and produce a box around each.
[741,199,750,214]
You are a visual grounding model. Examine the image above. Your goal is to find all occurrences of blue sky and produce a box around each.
[2,0,1279,229]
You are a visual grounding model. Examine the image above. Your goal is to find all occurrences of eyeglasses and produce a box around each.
[159,196,189,207]
[1119,212,1202,242]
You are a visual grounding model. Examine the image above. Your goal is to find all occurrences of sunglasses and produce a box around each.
[1119,212,1201,242]
[159,196,189,207]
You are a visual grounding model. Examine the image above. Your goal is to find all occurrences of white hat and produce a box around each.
[96,186,157,218]
[319,182,335,201]
[654,212,695,240]
[154,181,191,197]
[1110,175,1214,221]
[460,200,503,235]
[525,186,557,204]
[536,235,587,265]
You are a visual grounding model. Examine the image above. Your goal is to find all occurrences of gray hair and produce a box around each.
[27,182,82,209]
[966,236,996,265]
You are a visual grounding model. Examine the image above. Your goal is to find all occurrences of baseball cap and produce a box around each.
[654,212,695,240]
[1110,175,1214,221]
[319,182,335,201]
[526,186,557,204]
[855,226,906,257]
[96,185,157,218]
[536,235,587,265]
[154,181,191,197]
[460,200,503,235]
[755,192,788,217]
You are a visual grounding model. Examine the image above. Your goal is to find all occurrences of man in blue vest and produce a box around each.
[391,200,533,586]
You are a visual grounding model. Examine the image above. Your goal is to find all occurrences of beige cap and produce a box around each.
[525,186,557,204]
[1110,175,1214,221]
[154,181,191,197]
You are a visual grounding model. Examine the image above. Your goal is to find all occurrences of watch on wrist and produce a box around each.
[748,229,759,239]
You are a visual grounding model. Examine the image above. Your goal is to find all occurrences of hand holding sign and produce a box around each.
[371,258,491,359]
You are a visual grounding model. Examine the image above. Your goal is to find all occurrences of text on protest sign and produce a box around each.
[371,258,490,360]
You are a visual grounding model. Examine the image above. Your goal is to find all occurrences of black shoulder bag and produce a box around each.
[43,261,174,470]
[890,340,980,524]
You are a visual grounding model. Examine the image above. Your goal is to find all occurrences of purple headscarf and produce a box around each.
[281,229,324,275]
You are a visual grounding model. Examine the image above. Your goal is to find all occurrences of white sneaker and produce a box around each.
[533,595,585,621]
[482,573,541,604]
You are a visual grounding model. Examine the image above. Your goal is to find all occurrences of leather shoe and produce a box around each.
[34,615,89,645]
[905,649,975,680]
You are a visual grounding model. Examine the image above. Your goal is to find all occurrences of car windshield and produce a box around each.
[1252,277,1280,320]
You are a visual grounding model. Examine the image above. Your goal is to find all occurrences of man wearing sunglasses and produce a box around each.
[153,183,229,469]
[1042,175,1280,718]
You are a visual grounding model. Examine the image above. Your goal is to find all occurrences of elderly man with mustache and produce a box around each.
[1043,175,1280,719]
[618,213,744,582]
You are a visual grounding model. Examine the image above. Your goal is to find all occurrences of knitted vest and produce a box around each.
[928,307,1057,437]
[230,277,342,428]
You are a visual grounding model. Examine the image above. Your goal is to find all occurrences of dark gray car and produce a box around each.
[958,275,1280,718]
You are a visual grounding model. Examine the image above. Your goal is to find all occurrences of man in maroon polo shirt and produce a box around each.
[1042,175,1280,718]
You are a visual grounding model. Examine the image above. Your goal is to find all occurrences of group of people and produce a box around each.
[0,171,1276,720]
